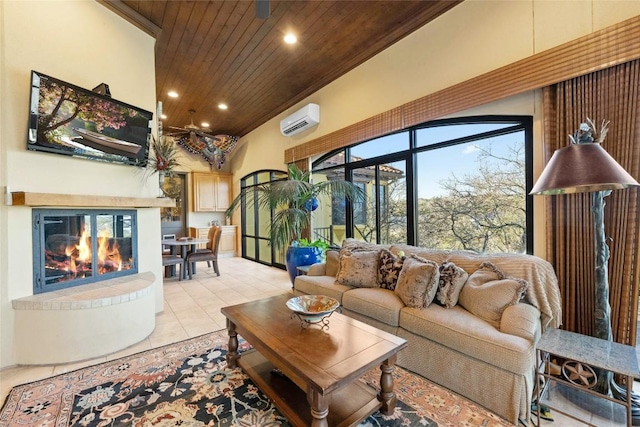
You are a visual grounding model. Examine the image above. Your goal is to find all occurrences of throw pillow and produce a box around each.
[436,261,469,308]
[394,255,440,308]
[377,249,405,290]
[336,250,379,288]
[458,261,528,328]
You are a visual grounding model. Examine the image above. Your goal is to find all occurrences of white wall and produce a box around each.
[228,0,640,255]
[0,1,159,368]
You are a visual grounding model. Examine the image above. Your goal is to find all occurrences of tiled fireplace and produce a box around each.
[32,209,138,294]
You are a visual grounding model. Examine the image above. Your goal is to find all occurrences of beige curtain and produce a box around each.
[542,59,640,346]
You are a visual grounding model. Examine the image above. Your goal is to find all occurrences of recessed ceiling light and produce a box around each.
[284,33,297,44]
[201,122,210,128]
[218,103,228,110]
[161,114,167,120]
[167,91,178,98]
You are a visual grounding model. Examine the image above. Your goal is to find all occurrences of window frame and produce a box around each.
[237,169,288,268]
[313,115,533,253]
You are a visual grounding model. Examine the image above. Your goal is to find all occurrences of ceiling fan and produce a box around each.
[164,110,239,170]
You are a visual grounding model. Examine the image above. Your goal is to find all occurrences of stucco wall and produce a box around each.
[1,0,638,369]
[0,1,158,368]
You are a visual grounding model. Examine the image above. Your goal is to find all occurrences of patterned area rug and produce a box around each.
[0,331,512,426]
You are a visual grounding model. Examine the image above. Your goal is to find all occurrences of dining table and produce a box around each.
[161,237,209,280]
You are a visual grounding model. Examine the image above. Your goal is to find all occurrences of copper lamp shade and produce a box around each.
[530,143,640,195]
[530,129,640,412]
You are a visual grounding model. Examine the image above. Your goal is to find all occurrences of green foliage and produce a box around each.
[226,164,364,251]
[352,141,526,253]
[294,238,330,251]
[418,142,526,253]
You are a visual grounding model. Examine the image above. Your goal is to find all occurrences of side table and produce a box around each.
[536,328,639,426]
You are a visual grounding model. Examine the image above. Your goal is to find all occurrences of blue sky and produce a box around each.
[349,125,524,199]
[417,133,521,198]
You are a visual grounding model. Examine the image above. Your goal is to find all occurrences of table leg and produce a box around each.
[537,350,545,426]
[181,246,189,280]
[169,246,179,277]
[307,388,330,427]
[627,374,633,427]
[189,243,197,276]
[164,265,172,278]
[226,319,239,368]
[378,354,398,415]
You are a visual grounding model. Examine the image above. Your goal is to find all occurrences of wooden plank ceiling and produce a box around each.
[113,0,463,138]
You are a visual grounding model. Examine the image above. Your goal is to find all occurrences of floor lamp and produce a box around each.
[530,119,640,421]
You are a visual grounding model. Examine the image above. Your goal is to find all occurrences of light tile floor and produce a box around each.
[0,257,637,426]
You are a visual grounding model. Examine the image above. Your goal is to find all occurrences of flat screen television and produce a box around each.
[27,70,153,167]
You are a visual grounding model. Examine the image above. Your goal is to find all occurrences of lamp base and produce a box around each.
[592,367,640,425]
[611,380,640,426]
[554,378,640,426]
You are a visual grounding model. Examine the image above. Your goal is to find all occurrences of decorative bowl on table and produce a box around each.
[286,295,340,324]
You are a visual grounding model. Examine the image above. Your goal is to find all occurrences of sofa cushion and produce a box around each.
[306,263,326,276]
[325,249,340,277]
[436,261,468,308]
[342,288,404,327]
[336,250,379,288]
[399,305,535,374]
[394,255,440,308]
[377,249,405,290]
[294,275,352,303]
[500,303,541,342]
[458,262,528,328]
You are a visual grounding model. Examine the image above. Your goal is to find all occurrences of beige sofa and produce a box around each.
[293,240,562,425]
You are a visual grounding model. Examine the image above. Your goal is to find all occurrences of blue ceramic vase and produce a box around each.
[285,245,323,285]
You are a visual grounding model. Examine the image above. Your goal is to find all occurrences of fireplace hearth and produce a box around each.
[32,209,138,294]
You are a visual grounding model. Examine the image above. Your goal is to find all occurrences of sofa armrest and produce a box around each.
[306,263,327,276]
[500,303,541,342]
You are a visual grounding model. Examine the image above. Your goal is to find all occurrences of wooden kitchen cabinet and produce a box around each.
[191,172,232,212]
[219,226,237,257]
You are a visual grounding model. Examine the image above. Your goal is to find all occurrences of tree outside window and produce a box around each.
[313,116,532,253]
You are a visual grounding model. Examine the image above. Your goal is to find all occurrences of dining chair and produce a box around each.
[162,253,185,281]
[186,225,222,279]
[162,234,176,255]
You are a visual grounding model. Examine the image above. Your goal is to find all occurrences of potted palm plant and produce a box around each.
[226,164,364,283]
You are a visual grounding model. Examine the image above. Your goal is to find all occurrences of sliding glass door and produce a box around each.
[239,170,288,268]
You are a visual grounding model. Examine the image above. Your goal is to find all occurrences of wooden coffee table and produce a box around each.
[221,294,407,427]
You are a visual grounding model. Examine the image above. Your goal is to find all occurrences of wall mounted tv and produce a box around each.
[27,70,153,167]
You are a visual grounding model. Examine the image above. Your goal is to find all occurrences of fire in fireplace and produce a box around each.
[32,209,138,294]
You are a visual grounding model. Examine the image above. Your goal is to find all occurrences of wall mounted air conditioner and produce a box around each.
[280,103,320,136]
